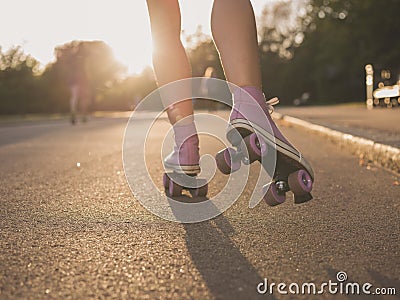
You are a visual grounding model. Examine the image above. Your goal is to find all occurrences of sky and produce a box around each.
[0,0,273,74]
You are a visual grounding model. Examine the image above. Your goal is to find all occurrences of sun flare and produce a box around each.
[85,1,154,74]
[0,0,271,74]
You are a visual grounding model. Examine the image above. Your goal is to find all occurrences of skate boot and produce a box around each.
[163,122,208,197]
[215,86,314,206]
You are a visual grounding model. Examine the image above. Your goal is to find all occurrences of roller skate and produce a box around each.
[215,86,314,206]
[163,122,208,198]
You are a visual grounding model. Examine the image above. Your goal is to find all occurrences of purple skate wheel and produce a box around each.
[288,169,313,196]
[243,133,267,164]
[216,148,241,175]
[162,173,170,189]
[168,180,182,197]
[263,182,286,206]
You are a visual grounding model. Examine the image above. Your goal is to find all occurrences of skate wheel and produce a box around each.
[190,184,208,198]
[288,170,313,196]
[243,133,266,164]
[216,148,240,175]
[263,182,286,206]
[168,180,182,197]
[162,173,170,189]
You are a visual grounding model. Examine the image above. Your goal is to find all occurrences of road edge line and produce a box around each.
[273,113,400,174]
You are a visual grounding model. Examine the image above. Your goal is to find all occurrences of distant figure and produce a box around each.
[200,67,216,95]
[199,67,221,111]
[68,68,90,125]
[69,82,79,124]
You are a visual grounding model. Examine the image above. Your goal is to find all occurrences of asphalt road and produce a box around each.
[0,114,399,299]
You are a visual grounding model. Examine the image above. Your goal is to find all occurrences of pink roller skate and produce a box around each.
[215,86,314,205]
[163,122,208,197]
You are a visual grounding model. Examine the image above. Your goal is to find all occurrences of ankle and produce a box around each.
[233,86,266,108]
[173,121,198,147]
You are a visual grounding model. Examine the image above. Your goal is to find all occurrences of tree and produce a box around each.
[185,29,223,78]
[48,40,126,112]
[0,46,42,114]
[97,67,158,111]
[258,0,400,104]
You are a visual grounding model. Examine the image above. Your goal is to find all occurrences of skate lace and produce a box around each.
[266,97,279,114]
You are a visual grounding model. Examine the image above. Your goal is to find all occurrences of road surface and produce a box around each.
[0,114,399,299]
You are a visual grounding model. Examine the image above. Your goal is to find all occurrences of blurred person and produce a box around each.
[68,64,91,125]
[199,66,220,111]
[146,0,314,200]
[69,81,79,125]
[200,66,217,97]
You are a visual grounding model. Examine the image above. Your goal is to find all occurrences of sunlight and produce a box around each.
[85,0,217,74]
[0,0,275,75]
[85,1,153,74]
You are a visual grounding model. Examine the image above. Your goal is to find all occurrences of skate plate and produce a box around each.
[163,172,208,198]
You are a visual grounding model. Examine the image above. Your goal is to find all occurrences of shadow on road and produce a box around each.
[183,216,275,299]
[168,196,275,299]
[367,269,399,298]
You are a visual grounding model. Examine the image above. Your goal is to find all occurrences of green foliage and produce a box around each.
[0,41,157,114]
[0,46,43,114]
[186,0,400,105]
[48,40,127,111]
[185,30,224,78]
[97,67,158,111]
[259,0,400,104]
[2,0,399,114]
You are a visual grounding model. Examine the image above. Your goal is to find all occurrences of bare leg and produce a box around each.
[211,0,262,89]
[146,0,200,174]
[146,0,193,124]
[212,0,315,200]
